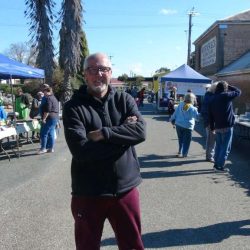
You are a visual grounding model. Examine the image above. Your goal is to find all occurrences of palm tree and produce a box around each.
[59,0,83,104]
[25,0,56,84]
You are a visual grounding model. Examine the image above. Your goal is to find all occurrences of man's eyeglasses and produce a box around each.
[87,67,111,75]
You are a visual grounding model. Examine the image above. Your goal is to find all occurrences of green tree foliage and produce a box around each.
[80,31,89,63]
[77,30,89,82]
[25,0,56,84]
[154,67,171,76]
[118,74,129,82]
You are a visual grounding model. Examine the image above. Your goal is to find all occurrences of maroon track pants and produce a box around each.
[71,188,144,250]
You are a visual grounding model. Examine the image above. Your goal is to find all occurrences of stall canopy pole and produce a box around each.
[10,75,14,112]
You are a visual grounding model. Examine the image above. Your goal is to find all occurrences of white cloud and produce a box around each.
[159,9,177,15]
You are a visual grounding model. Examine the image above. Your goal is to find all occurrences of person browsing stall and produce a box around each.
[209,81,241,172]
[15,88,30,120]
[0,97,7,122]
[37,87,59,154]
[63,52,146,250]
[30,91,44,139]
[200,82,218,162]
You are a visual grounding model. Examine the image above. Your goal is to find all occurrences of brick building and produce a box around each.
[193,9,250,113]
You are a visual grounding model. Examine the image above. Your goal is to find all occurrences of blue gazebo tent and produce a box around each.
[160,63,212,96]
[160,64,211,84]
[0,53,45,111]
[158,64,211,110]
[0,53,44,79]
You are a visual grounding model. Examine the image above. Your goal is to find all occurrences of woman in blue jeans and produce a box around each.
[170,92,199,158]
[38,87,59,154]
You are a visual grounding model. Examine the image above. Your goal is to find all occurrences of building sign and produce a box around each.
[201,37,216,68]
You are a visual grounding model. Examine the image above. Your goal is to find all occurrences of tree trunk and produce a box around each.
[61,72,72,106]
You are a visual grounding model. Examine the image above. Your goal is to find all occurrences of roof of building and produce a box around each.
[194,9,250,44]
[127,77,154,82]
[216,50,250,76]
[110,78,125,87]
[222,9,250,21]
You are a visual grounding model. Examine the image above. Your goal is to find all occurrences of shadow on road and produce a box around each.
[101,219,250,248]
[152,115,169,122]
[141,169,214,179]
[192,135,206,150]
[226,161,250,197]
[189,118,250,197]
[138,154,207,169]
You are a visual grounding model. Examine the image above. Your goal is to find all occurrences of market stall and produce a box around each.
[0,126,17,160]
[0,53,44,109]
[0,53,45,158]
[158,64,212,111]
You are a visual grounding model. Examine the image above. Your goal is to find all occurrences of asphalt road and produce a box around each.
[0,103,250,250]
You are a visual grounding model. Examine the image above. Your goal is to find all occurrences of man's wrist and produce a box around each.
[97,130,104,140]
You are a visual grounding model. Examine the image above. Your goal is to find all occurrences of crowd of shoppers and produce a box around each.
[126,86,146,107]
[170,81,241,172]
[11,84,60,154]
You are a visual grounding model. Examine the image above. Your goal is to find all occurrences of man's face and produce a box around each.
[17,90,23,96]
[84,55,112,98]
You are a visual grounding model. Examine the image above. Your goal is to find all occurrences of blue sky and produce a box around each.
[0,0,250,77]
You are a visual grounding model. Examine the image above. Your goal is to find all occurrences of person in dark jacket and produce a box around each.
[30,91,44,139]
[209,81,241,172]
[30,91,44,119]
[200,82,217,162]
[63,53,146,250]
[37,87,59,154]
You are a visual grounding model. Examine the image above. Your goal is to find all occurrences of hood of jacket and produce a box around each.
[182,102,192,111]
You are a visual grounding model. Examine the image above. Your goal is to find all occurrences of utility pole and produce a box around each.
[108,55,115,66]
[108,55,113,61]
[187,7,198,66]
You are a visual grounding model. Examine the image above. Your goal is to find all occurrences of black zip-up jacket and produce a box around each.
[209,85,241,130]
[63,85,146,196]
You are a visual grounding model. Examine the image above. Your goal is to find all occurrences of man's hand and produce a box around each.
[124,116,137,124]
[87,130,104,142]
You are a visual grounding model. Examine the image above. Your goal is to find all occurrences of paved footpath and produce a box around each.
[0,102,250,250]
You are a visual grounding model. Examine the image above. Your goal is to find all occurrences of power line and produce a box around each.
[85,23,187,30]
[0,22,187,29]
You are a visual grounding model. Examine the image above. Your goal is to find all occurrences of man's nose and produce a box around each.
[97,70,104,76]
